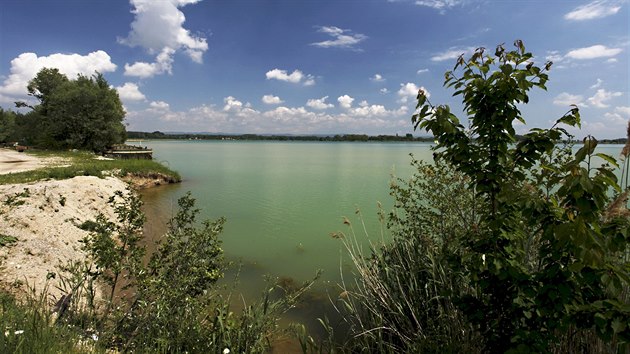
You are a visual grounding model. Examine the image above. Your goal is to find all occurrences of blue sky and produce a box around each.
[0,0,628,138]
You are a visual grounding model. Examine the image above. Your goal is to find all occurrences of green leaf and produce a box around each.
[595,153,619,168]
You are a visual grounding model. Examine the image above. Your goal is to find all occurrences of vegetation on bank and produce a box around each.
[1,68,126,153]
[335,41,630,353]
[1,41,628,353]
[127,131,627,144]
[0,149,180,186]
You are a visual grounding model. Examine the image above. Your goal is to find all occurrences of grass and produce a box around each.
[0,288,93,354]
[0,150,180,186]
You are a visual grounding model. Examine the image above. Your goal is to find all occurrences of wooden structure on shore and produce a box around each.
[104,144,152,160]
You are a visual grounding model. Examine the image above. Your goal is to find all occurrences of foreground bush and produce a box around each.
[340,41,629,353]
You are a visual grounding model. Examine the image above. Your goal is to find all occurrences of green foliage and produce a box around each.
[0,287,90,354]
[72,190,317,353]
[4,188,30,206]
[8,68,125,152]
[413,41,630,352]
[0,234,18,248]
[338,159,482,353]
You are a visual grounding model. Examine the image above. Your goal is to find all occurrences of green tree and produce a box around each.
[0,108,17,143]
[413,41,629,351]
[20,68,126,151]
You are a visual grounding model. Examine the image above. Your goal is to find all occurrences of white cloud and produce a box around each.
[564,0,622,21]
[149,100,170,111]
[398,82,430,103]
[311,26,367,50]
[306,96,334,110]
[370,74,385,82]
[565,45,622,60]
[380,88,390,94]
[116,82,146,101]
[607,58,619,63]
[126,96,411,134]
[590,78,603,89]
[545,50,564,63]
[262,95,284,105]
[124,47,175,78]
[416,69,429,74]
[119,0,207,63]
[553,92,585,106]
[588,89,623,108]
[265,68,315,86]
[415,0,463,12]
[0,51,117,98]
[223,96,243,112]
[431,46,476,61]
[337,95,355,109]
[615,106,630,116]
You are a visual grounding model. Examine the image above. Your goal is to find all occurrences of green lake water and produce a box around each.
[136,140,625,337]
[138,141,435,290]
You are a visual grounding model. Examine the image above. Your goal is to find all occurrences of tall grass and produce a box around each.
[0,284,94,354]
[335,158,483,353]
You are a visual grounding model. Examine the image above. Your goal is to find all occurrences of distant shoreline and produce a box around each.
[127,131,627,145]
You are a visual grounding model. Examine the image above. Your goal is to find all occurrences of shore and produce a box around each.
[0,148,174,302]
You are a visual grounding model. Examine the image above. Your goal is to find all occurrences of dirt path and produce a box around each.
[0,149,43,175]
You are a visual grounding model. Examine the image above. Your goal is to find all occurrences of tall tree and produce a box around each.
[23,68,126,152]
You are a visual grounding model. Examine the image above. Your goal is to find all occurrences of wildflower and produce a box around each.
[482,254,486,266]
[14,330,24,335]
[91,333,98,341]
[223,348,230,354]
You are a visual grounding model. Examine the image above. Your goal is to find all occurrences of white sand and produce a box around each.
[0,176,129,302]
[0,149,44,175]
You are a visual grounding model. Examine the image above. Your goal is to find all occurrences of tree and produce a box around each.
[413,41,629,351]
[21,68,126,152]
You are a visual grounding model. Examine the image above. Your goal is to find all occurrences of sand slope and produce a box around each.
[0,176,129,301]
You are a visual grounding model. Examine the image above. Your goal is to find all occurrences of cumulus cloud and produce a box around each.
[370,74,385,82]
[119,0,207,77]
[588,89,623,108]
[553,92,585,106]
[149,100,170,110]
[380,88,390,94]
[337,95,355,109]
[415,0,464,12]
[124,47,175,78]
[120,0,207,60]
[590,78,604,89]
[0,51,117,99]
[116,82,146,101]
[311,26,367,50]
[565,45,622,60]
[416,68,429,74]
[615,106,630,116]
[398,82,429,103]
[126,95,411,134]
[262,95,284,105]
[265,69,315,86]
[431,46,476,61]
[306,96,334,110]
[564,0,623,21]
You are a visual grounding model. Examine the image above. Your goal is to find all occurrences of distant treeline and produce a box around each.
[127,131,627,144]
[127,131,435,142]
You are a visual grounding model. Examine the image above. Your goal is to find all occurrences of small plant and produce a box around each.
[4,188,30,206]
[0,234,17,247]
[59,195,66,206]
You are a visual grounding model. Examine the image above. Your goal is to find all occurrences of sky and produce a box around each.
[0,0,628,138]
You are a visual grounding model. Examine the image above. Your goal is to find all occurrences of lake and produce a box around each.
[136,140,625,335]
[138,141,435,291]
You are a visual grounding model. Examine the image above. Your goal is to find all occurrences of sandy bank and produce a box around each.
[0,176,129,302]
[0,149,44,175]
